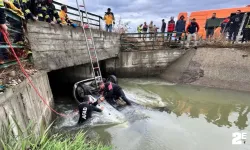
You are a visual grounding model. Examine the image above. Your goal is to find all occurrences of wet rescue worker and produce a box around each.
[104,8,115,32]
[78,95,104,124]
[228,10,243,43]
[99,81,132,106]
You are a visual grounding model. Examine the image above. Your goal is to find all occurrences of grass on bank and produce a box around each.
[0,120,112,150]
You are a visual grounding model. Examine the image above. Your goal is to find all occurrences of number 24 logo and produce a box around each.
[232,132,247,145]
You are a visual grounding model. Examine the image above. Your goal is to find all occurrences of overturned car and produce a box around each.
[73,75,123,105]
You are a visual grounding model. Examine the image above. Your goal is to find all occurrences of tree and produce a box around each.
[113,17,131,34]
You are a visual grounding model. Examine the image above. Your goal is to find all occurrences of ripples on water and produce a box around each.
[53,78,250,150]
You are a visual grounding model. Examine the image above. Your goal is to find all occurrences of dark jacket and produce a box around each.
[175,19,186,32]
[205,17,218,29]
[103,82,122,100]
[0,8,5,24]
[143,24,148,32]
[167,20,175,32]
[78,101,102,124]
[229,14,243,28]
[161,22,166,32]
[186,22,200,34]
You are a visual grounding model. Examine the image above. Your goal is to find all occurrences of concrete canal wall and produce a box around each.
[0,72,53,135]
[161,48,250,92]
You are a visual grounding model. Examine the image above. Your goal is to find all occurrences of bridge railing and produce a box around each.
[53,1,103,30]
[0,8,30,69]
[120,32,187,51]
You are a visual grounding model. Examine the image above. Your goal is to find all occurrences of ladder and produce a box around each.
[236,13,248,42]
[75,0,103,86]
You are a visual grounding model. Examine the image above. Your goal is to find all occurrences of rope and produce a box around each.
[1,29,78,118]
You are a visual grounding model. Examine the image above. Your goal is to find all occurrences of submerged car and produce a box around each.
[73,75,118,104]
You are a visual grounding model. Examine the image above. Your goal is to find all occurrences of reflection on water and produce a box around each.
[121,78,250,130]
[54,78,250,150]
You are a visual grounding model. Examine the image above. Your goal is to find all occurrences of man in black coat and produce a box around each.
[228,10,243,43]
[99,82,132,106]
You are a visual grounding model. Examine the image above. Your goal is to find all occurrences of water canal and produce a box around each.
[53,78,250,150]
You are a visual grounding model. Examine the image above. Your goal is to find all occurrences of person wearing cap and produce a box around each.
[78,95,104,124]
[186,18,199,49]
[99,81,131,106]
[175,15,186,42]
[104,8,115,32]
[167,17,175,41]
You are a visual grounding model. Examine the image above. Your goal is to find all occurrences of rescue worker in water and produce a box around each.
[99,81,132,106]
[78,95,104,124]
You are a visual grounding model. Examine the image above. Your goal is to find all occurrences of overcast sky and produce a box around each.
[55,0,249,32]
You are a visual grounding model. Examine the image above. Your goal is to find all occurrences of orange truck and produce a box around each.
[177,5,250,39]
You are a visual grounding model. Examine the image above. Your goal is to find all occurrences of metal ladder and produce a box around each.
[236,13,248,42]
[75,0,103,86]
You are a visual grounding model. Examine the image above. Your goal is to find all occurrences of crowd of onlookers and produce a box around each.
[137,10,250,49]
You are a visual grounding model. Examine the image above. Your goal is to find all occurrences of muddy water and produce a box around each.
[54,78,250,150]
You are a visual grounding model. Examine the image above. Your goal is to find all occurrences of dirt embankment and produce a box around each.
[160,47,250,92]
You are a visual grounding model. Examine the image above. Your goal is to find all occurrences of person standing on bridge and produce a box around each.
[186,18,199,49]
[104,8,115,32]
[137,24,143,39]
[175,15,186,42]
[148,21,154,40]
[228,10,243,44]
[161,19,166,40]
[142,22,148,41]
[78,95,104,124]
[99,81,132,106]
[205,13,217,40]
[167,17,175,41]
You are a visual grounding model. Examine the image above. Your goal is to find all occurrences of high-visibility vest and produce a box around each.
[0,0,4,7]
[137,26,142,33]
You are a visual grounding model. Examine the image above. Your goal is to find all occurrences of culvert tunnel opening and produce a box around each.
[47,62,111,104]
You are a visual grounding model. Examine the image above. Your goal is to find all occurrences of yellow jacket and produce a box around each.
[4,0,24,17]
[0,0,4,7]
[104,12,114,25]
[59,10,71,25]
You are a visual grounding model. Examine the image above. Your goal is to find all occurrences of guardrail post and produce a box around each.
[99,17,101,30]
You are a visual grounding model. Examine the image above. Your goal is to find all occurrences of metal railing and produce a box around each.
[53,1,103,30]
[0,8,28,69]
[120,32,187,51]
